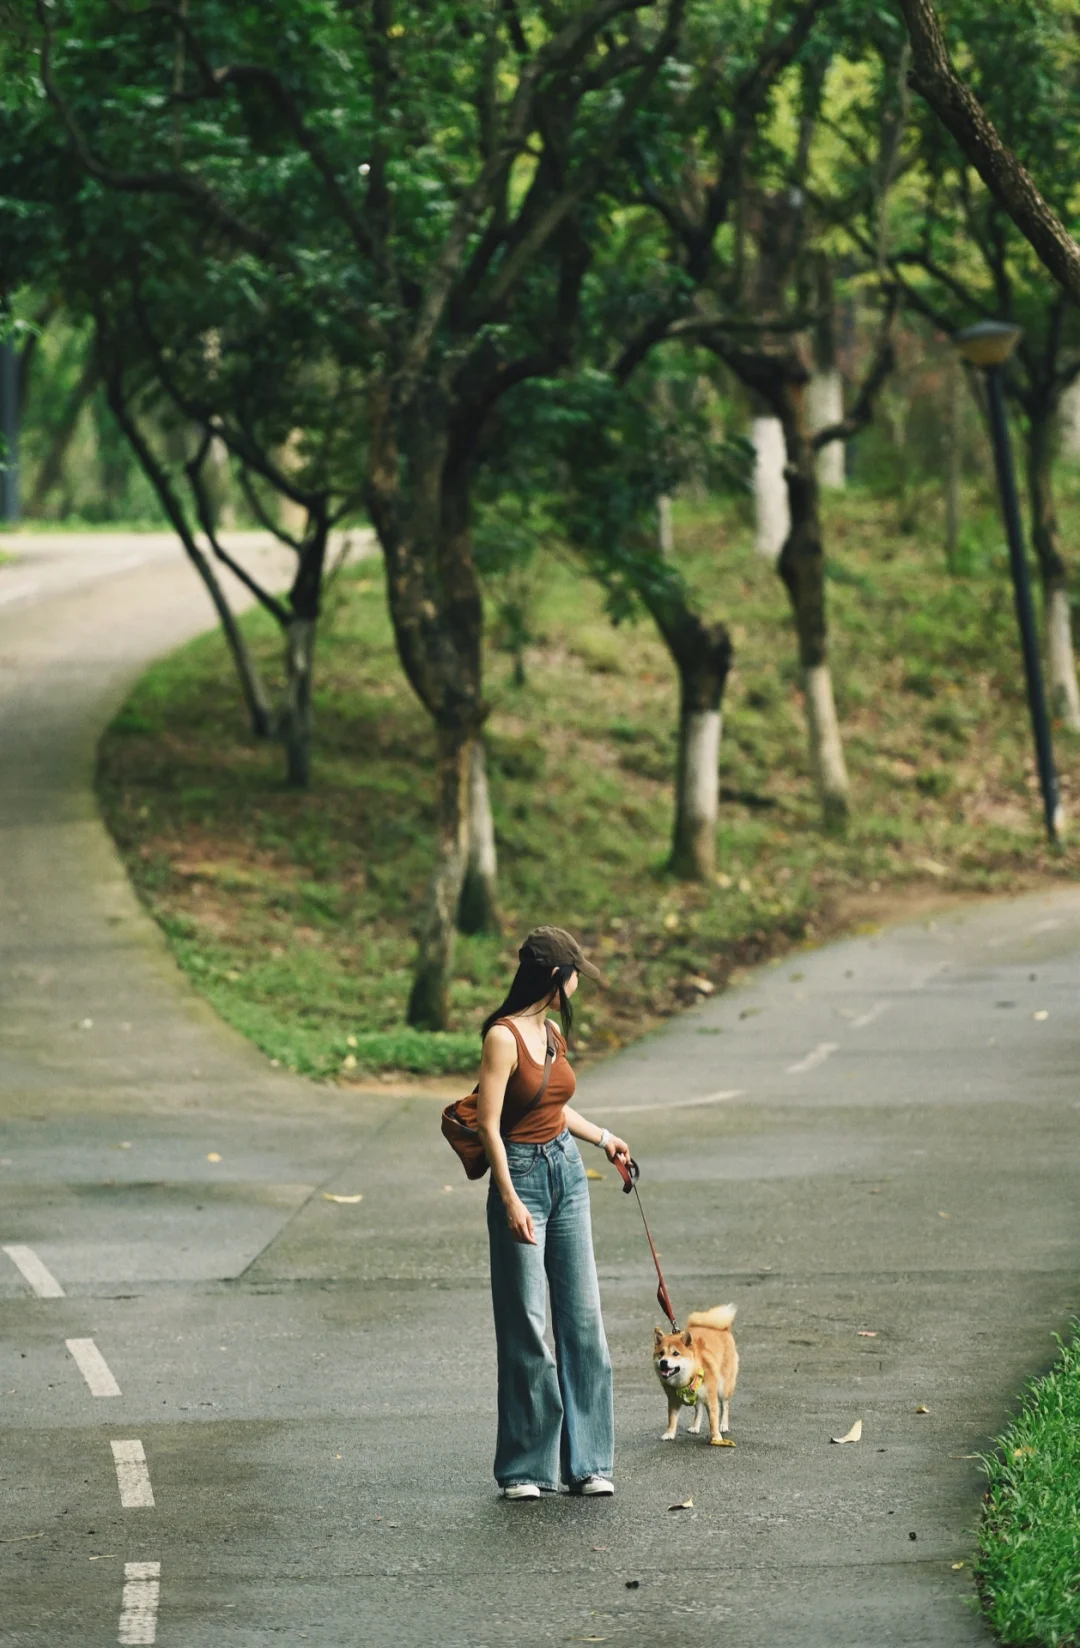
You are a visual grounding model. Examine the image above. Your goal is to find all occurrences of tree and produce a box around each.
[850,1,1080,725]
[6,0,687,1028]
[898,0,1080,307]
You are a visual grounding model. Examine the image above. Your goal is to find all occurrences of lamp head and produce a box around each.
[954,321,1022,368]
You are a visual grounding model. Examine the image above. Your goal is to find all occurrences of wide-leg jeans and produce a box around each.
[487,1129,614,1490]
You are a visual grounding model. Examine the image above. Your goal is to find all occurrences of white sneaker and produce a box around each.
[503,1483,541,1500]
[578,1476,614,1496]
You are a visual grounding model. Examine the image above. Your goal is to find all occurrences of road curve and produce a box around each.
[3,530,1080,1646]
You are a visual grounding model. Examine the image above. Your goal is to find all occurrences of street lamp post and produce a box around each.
[955,321,1064,844]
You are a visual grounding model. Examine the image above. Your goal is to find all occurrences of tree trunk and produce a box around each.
[809,369,845,490]
[751,413,790,560]
[657,493,675,556]
[641,591,732,881]
[944,349,962,569]
[28,353,98,516]
[408,722,473,1028]
[1026,408,1080,730]
[279,615,316,786]
[1060,380,1080,462]
[458,737,501,935]
[777,384,851,828]
[367,391,488,1029]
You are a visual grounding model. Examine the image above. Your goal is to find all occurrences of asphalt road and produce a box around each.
[3,531,1079,1646]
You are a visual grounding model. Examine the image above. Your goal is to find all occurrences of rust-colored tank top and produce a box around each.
[496,1017,576,1144]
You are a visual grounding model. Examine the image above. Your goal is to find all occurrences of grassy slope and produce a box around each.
[977,1330,1080,1646]
[96,483,1080,1080]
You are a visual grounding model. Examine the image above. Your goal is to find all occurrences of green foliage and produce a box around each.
[97,486,1080,1078]
[977,1328,1080,1646]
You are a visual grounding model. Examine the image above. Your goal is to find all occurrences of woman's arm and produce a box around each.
[476,1026,536,1245]
[565,1105,631,1168]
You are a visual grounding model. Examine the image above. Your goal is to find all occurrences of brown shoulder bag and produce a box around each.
[441,1022,557,1180]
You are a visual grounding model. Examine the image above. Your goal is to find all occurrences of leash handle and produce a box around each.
[613,1156,679,1333]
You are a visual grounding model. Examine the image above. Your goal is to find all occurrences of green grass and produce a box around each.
[95,482,1080,1081]
[977,1329,1080,1645]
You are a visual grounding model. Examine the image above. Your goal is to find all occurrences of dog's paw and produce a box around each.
[660,1432,676,1442]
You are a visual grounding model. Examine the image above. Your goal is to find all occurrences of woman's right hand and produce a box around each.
[505,1195,537,1246]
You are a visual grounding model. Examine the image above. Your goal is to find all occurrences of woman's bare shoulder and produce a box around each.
[483,1023,518,1056]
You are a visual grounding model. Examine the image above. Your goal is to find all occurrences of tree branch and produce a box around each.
[812,290,898,449]
[898,0,1080,305]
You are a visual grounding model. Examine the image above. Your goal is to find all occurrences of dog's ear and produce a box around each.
[653,1327,664,1345]
[683,1330,693,1347]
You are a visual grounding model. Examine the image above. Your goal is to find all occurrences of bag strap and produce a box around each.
[500,1021,557,1137]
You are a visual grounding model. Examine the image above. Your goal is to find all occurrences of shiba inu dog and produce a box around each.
[654,1305,738,1445]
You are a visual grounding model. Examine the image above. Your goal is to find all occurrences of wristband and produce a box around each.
[596,1128,612,1150]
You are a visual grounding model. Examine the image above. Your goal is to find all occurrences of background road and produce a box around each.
[2,532,1078,1646]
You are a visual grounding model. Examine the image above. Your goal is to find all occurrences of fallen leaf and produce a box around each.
[341,1053,358,1070]
[1033,1010,1049,1021]
[831,1420,863,1445]
[951,1562,965,1571]
[585,1168,605,1181]
[668,1497,694,1511]
[590,1545,609,1552]
[938,1211,952,1220]
[346,1034,358,1048]
[715,872,733,889]
[915,1405,930,1415]
[687,976,715,995]
[88,1554,117,1561]
[914,857,948,878]
[662,912,680,931]
[856,1330,878,1338]
[441,1185,454,1193]
[1013,1445,1035,1459]
[710,1436,735,1447]
[118,1141,132,1150]
[206,1152,221,1163]
[323,1192,363,1204]
[79,1018,94,1030]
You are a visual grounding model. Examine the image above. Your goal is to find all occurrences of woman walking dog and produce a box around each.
[475,927,632,1500]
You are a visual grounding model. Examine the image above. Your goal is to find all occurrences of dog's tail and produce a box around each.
[687,1304,736,1332]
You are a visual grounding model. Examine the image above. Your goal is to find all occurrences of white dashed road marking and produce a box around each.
[604,1089,744,1114]
[66,1337,122,1397]
[111,1440,155,1508]
[3,1244,65,1297]
[786,1042,839,1076]
[850,1001,890,1030]
[118,1560,161,1645]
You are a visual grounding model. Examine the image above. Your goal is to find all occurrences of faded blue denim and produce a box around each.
[487,1129,614,1491]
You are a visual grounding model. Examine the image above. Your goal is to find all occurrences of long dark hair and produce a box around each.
[482,961,576,1044]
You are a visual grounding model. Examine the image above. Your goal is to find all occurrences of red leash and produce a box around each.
[614,1156,679,1332]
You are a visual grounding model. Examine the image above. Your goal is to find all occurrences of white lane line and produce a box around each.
[850,1000,890,1030]
[3,1244,65,1298]
[786,1042,839,1076]
[66,1337,122,1397]
[118,1560,161,1645]
[111,1440,155,1508]
[604,1088,744,1114]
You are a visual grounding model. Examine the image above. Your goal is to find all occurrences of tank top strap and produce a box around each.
[494,1016,558,1067]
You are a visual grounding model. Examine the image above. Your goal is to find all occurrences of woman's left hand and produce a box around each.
[603,1133,631,1167]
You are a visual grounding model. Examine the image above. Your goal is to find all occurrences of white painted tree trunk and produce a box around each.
[752,416,790,560]
[673,709,721,880]
[809,369,845,490]
[1047,585,1080,730]
[458,737,500,933]
[1060,382,1080,461]
[804,663,849,825]
[658,493,674,557]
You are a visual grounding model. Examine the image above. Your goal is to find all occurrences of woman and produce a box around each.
[476,925,632,1500]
